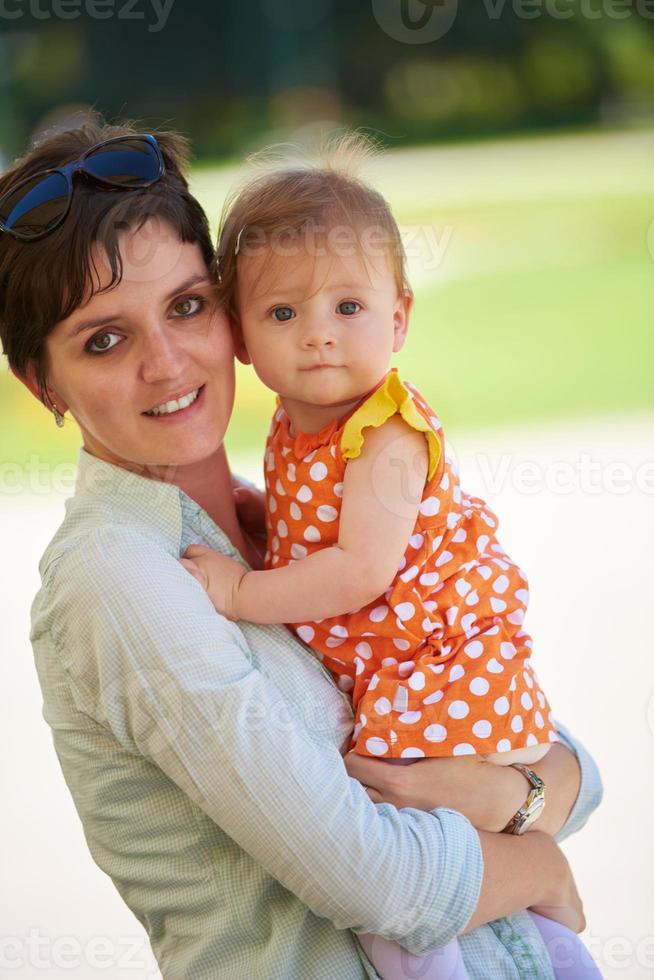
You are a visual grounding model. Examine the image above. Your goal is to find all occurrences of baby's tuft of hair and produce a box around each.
[214,131,409,320]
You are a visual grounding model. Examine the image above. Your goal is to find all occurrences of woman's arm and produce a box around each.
[344,735,601,840]
[52,524,581,954]
[183,416,428,622]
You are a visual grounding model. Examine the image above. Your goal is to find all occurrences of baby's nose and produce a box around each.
[302,324,335,348]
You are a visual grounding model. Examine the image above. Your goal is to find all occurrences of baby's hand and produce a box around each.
[181,544,247,621]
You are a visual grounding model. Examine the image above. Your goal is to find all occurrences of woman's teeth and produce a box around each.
[146,387,201,417]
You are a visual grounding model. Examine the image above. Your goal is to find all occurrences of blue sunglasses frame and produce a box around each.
[0,133,165,242]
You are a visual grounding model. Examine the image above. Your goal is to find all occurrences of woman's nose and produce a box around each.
[140,329,190,383]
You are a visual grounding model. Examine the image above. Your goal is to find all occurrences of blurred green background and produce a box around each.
[1,0,654,475]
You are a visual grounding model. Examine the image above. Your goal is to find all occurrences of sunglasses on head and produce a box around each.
[0,133,165,242]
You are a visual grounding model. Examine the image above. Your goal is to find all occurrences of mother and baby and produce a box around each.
[0,121,603,979]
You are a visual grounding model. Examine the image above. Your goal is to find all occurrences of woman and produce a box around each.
[1,120,602,980]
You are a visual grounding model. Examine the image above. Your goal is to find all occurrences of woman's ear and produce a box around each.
[11,363,69,413]
[392,289,413,354]
[231,319,252,366]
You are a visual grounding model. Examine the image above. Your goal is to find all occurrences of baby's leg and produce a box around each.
[529,913,604,979]
[358,932,470,980]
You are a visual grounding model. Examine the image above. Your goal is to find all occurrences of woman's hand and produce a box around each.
[343,742,581,837]
[181,544,247,621]
[232,476,266,540]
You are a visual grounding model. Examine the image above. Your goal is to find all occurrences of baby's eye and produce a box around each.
[87,331,121,354]
[272,306,295,322]
[337,301,361,316]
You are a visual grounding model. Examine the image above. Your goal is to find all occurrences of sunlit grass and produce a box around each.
[3,130,653,470]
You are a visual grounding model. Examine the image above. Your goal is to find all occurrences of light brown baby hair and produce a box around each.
[214,133,410,322]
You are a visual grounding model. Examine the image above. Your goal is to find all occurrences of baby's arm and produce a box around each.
[183,416,428,623]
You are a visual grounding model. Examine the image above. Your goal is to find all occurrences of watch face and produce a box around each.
[522,794,546,831]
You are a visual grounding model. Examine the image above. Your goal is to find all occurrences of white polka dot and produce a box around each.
[500,642,516,660]
[325,636,345,648]
[330,625,348,638]
[304,525,321,542]
[435,550,453,568]
[401,565,419,583]
[449,664,465,682]
[548,730,558,742]
[395,602,415,622]
[534,711,544,728]
[465,589,479,607]
[526,733,538,747]
[423,690,444,705]
[511,715,524,733]
[419,572,439,587]
[464,640,484,659]
[487,658,504,674]
[271,536,280,552]
[494,696,510,716]
[366,737,389,756]
[309,461,328,481]
[354,657,366,675]
[317,504,338,522]
[419,496,440,517]
[523,671,534,689]
[507,610,524,626]
[424,723,448,743]
[275,479,286,496]
[431,535,443,552]
[409,533,424,549]
[493,574,509,594]
[452,528,467,544]
[277,520,288,538]
[439,472,450,491]
[472,720,492,739]
[408,671,426,691]
[381,656,398,668]
[355,642,373,660]
[393,638,411,651]
[520,692,533,711]
[369,605,389,623]
[496,738,512,753]
[286,463,296,481]
[455,579,471,598]
[490,597,506,613]
[296,484,313,503]
[469,677,490,696]
[461,613,477,634]
[398,661,416,677]
[401,747,425,759]
[296,625,315,643]
[289,501,302,521]
[368,674,380,691]
[453,742,476,756]
[448,700,469,720]
[476,564,492,581]
[398,710,422,725]
[515,588,529,605]
[374,697,392,716]
[268,496,278,514]
[446,607,459,626]
[290,543,308,559]
[477,535,490,553]
[537,691,546,708]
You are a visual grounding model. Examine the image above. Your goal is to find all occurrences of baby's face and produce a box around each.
[235,240,410,412]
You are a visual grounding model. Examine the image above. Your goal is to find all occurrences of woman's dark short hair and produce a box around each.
[0,118,215,406]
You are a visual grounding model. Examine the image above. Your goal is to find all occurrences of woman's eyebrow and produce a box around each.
[67,274,212,338]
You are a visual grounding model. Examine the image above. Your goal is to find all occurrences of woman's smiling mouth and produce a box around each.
[144,385,205,418]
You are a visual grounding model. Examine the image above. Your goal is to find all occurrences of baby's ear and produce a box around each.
[230,319,252,365]
[392,289,413,353]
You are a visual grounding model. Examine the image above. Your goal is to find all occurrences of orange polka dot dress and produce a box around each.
[263,369,558,759]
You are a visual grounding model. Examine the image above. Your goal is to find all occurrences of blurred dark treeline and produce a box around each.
[1,0,654,161]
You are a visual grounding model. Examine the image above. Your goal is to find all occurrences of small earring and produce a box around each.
[52,404,65,428]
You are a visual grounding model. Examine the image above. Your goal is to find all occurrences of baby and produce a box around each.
[181,142,592,980]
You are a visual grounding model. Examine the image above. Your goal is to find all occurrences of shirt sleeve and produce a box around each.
[47,524,483,955]
[553,721,604,843]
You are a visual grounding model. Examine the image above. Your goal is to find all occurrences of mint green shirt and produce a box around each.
[30,448,602,980]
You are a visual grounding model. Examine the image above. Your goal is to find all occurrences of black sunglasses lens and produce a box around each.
[0,171,69,240]
[84,137,162,186]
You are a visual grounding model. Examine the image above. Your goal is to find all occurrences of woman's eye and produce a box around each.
[337,301,361,316]
[272,306,295,322]
[173,296,204,316]
[87,331,121,354]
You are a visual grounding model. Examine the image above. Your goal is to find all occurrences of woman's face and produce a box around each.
[43,218,236,474]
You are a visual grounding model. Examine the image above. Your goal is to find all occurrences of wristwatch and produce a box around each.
[502,764,546,835]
